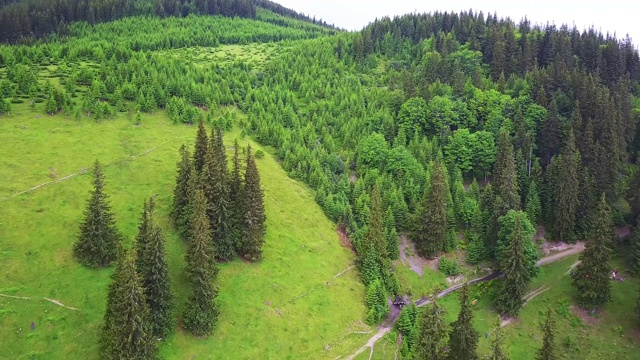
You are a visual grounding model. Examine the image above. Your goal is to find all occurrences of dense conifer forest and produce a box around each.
[1,1,640,359]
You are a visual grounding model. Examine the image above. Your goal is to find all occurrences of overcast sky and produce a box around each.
[275,0,639,46]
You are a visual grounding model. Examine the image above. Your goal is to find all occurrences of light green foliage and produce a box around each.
[439,257,460,276]
[496,210,539,281]
[356,133,390,170]
[365,279,389,324]
[398,97,428,135]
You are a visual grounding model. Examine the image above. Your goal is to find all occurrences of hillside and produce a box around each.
[1,2,640,359]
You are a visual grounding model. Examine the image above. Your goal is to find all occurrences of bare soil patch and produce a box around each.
[399,234,431,276]
[570,305,602,326]
[337,226,354,252]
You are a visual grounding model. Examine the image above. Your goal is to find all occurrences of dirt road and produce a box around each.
[341,241,586,360]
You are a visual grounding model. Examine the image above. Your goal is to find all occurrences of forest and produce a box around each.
[0,1,640,359]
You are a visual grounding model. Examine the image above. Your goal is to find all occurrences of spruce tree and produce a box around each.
[493,130,520,212]
[183,189,219,336]
[73,160,122,267]
[536,308,557,360]
[171,145,193,236]
[413,161,448,259]
[135,198,173,339]
[525,180,541,225]
[45,94,57,115]
[636,287,640,323]
[366,185,388,261]
[229,139,245,254]
[447,283,479,360]
[193,120,208,174]
[572,194,613,309]
[242,145,266,261]
[101,249,156,360]
[489,316,509,360]
[553,128,579,243]
[416,298,448,360]
[495,212,529,316]
[631,221,640,274]
[384,206,399,260]
[209,128,233,260]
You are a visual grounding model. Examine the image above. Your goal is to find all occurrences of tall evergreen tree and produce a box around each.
[493,130,520,212]
[242,145,266,261]
[183,189,219,336]
[495,212,529,316]
[525,180,541,225]
[193,120,208,174]
[208,128,233,260]
[416,298,448,360]
[135,198,173,339]
[447,283,479,360]
[413,160,448,259]
[553,128,579,243]
[229,139,245,254]
[572,194,613,309]
[171,145,193,236]
[384,206,399,260]
[630,221,640,274]
[73,160,122,267]
[489,316,509,360]
[102,249,156,360]
[536,308,557,360]
[366,185,388,261]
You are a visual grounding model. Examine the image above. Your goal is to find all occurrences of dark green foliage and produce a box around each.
[101,249,157,360]
[631,222,640,274]
[438,257,460,276]
[536,308,557,360]
[572,194,613,309]
[241,145,266,261]
[447,283,479,360]
[208,128,234,260]
[416,299,448,360]
[384,206,399,260]
[193,121,208,174]
[366,185,388,261]
[525,180,541,225]
[496,210,539,282]
[73,160,122,268]
[489,316,509,360]
[395,304,419,358]
[495,212,529,316]
[360,243,382,287]
[493,130,520,212]
[171,145,193,237]
[365,279,388,324]
[135,198,173,339]
[229,139,246,255]
[553,129,579,243]
[413,161,448,259]
[183,189,219,336]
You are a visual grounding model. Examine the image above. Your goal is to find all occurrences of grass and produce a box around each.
[366,254,640,359]
[0,105,368,359]
[158,43,287,71]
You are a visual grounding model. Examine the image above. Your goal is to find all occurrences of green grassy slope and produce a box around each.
[0,107,367,359]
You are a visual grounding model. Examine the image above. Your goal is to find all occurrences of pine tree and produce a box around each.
[209,128,233,260]
[135,198,173,339]
[572,194,613,309]
[171,145,193,236]
[183,189,219,336]
[489,316,509,360]
[631,221,640,274]
[413,161,448,259]
[553,128,579,243]
[229,139,245,254]
[365,278,388,324]
[493,130,520,212]
[73,160,122,267]
[384,206,399,260]
[447,283,479,360]
[45,94,57,115]
[101,249,156,360]
[536,308,556,360]
[193,120,208,174]
[495,212,528,316]
[525,180,541,225]
[416,298,448,360]
[242,145,266,260]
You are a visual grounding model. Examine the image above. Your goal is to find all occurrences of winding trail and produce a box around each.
[342,242,586,360]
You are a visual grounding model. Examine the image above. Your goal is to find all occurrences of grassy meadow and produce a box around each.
[0,104,369,359]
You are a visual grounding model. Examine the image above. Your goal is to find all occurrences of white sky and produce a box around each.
[275,0,639,46]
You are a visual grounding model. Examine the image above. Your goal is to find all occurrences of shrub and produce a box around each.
[438,257,460,276]
[255,149,265,159]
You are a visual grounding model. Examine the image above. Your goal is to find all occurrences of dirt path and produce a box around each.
[340,243,587,359]
[0,293,80,311]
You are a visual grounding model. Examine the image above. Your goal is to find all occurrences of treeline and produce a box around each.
[252,0,337,30]
[0,0,255,43]
[352,10,640,84]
